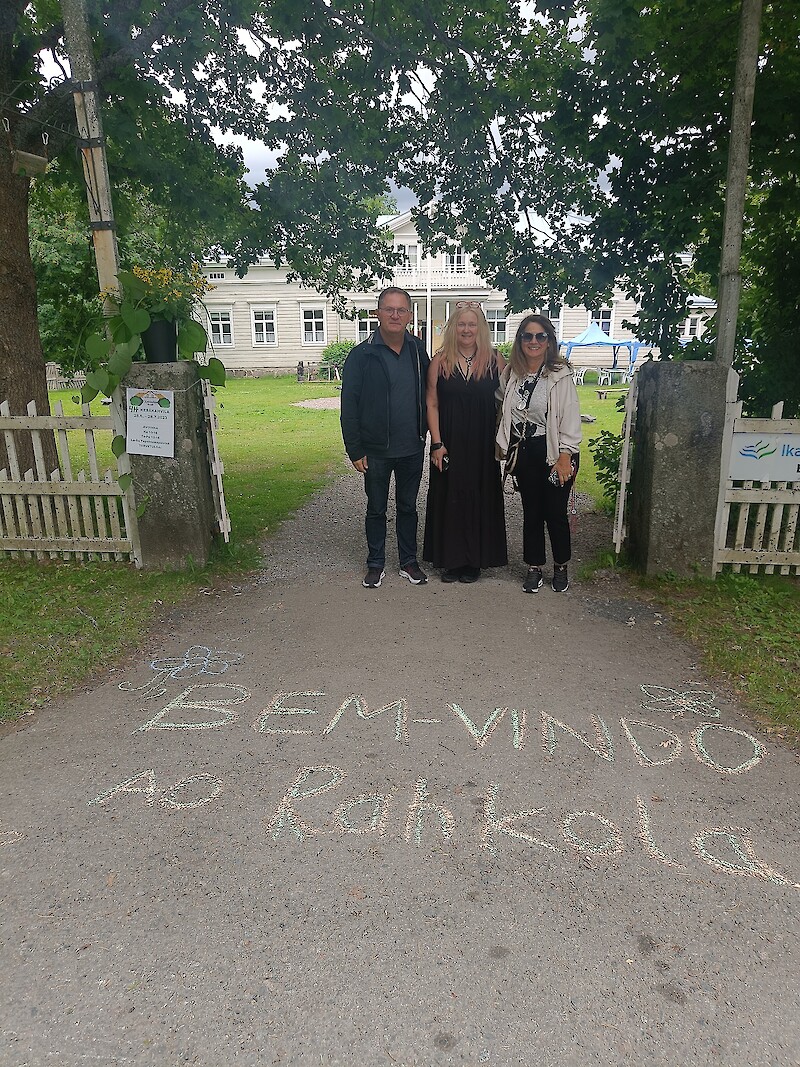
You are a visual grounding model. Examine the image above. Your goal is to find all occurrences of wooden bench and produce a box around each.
[595,388,628,400]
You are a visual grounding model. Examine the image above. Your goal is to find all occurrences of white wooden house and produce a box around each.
[200,212,714,375]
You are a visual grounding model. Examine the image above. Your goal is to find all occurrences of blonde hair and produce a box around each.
[509,314,565,379]
[435,305,497,379]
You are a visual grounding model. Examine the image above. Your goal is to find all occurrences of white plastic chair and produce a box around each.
[597,368,612,386]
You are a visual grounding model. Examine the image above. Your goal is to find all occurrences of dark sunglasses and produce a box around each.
[521,331,549,343]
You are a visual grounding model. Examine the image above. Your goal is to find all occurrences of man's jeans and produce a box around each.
[363,451,424,569]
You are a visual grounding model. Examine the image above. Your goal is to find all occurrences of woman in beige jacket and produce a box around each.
[496,314,582,593]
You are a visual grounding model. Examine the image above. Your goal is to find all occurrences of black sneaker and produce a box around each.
[363,567,385,588]
[523,566,543,593]
[552,565,569,592]
[458,566,481,583]
[399,562,428,585]
[441,568,461,583]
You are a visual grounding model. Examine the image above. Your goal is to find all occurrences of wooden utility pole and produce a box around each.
[60,0,120,304]
[714,0,763,367]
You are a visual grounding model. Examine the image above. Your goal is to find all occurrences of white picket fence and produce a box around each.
[714,401,800,575]
[0,398,141,564]
[613,373,639,553]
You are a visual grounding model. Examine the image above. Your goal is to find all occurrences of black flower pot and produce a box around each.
[141,319,177,363]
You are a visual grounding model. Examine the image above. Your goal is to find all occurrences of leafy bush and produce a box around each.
[496,342,512,362]
[588,428,623,514]
[322,340,355,367]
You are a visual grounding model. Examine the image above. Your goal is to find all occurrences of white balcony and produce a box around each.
[391,267,489,291]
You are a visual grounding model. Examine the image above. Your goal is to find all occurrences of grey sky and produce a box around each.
[230,135,416,213]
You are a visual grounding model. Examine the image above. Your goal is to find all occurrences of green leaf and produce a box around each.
[80,384,99,404]
[107,347,134,378]
[111,435,127,458]
[111,317,134,344]
[86,333,111,361]
[135,493,150,518]
[120,303,151,334]
[206,356,226,386]
[118,473,133,492]
[177,318,208,355]
[116,271,148,302]
[116,337,142,361]
[85,368,111,395]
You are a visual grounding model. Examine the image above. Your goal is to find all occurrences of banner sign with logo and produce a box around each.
[729,432,800,482]
[125,388,175,458]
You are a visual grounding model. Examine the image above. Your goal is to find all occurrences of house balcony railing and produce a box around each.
[391,267,490,291]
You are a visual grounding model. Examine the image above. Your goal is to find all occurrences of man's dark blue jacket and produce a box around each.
[340,331,430,462]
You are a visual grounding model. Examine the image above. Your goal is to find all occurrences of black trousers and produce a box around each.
[513,434,574,567]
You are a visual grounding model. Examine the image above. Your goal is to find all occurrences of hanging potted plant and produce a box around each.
[81,263,225,404]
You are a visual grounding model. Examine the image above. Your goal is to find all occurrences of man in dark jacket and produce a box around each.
[340,287,430,588]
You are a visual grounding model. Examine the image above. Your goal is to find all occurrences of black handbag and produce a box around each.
[502,424,524,492]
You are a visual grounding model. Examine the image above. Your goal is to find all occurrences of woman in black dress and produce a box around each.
[422,303,508,583]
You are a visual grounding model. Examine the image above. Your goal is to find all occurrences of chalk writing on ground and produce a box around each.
[129,686,767,777]
[86,764,800,892]
[88,770,223,810]
[0,822,25,847]
[48,665,788,894]
[136,683,252,732]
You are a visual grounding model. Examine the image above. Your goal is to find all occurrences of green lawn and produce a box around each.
[575,383,628,506]
[1,375,797,743]
[213,377,345,550]
[633,572,800,742]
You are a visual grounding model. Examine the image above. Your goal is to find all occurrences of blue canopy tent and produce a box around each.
[560,321,642,370]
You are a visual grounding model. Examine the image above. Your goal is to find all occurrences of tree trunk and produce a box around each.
[714,0,763,367]
[0,150,58,475]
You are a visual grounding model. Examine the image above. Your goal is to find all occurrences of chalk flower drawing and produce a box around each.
[119,645,244,699]
[640,684,720,718]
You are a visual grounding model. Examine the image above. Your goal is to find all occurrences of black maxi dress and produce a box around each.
[422,365,508,571]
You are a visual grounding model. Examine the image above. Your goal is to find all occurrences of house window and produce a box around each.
[543,304,562,325]
[207,271,226,280]
[486,309,506,344]
[208,309,233,346]
[592,308,612,335]
[302,308,326,345]
[252,308,277,346]
[446,247,466,273]
[684,316,701,337]
[358,313,380,342]
[396,243,418,270]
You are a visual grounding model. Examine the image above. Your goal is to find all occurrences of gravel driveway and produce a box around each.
[2,447,799,1067]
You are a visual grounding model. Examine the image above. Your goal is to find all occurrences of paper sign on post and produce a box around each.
[126,388,175,458]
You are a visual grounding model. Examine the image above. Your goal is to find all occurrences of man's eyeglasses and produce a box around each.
[456,300,481,309]
[378,306,411,317]
[521,331,549,344]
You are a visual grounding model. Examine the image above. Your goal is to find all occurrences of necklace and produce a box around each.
[458,350,476,377]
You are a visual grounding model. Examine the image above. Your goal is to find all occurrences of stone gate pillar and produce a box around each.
[627,360,739,577]
[122,362,216,570]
